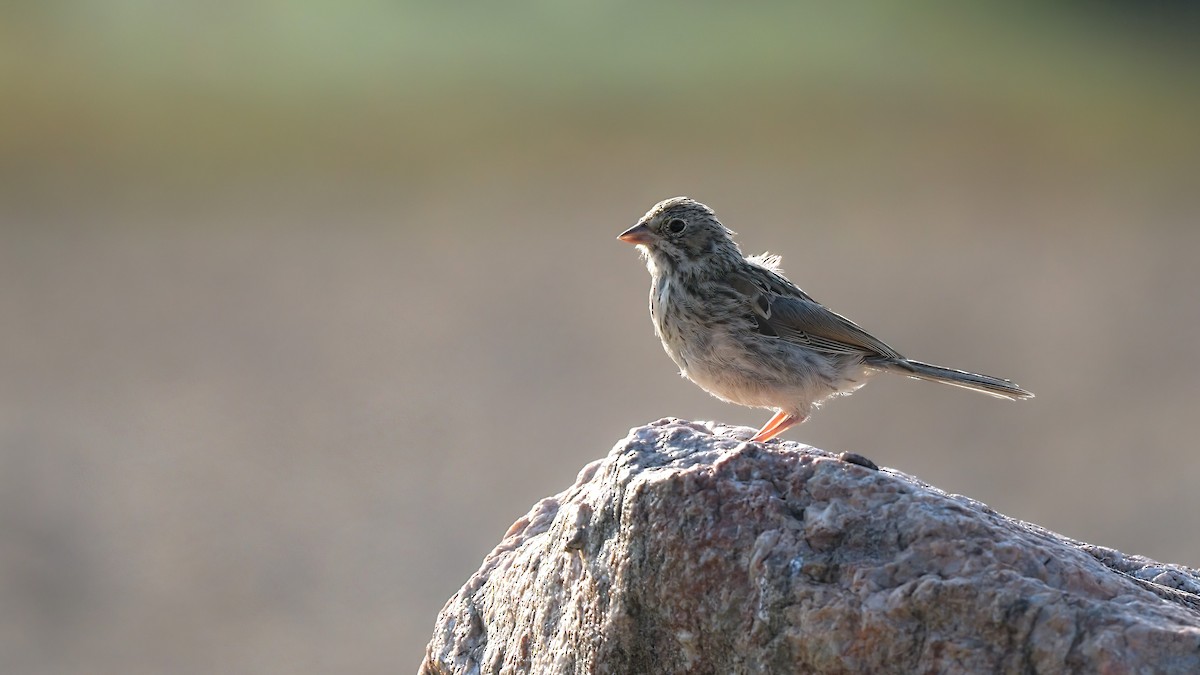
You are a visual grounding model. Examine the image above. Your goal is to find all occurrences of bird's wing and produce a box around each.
[729,271,905,361]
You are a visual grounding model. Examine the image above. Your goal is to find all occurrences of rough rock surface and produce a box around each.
[419,419,1200,674]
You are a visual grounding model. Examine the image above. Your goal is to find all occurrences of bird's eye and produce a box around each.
[666,218,687,234]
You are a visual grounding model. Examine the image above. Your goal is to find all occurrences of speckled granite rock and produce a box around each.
[418,419,1200,674]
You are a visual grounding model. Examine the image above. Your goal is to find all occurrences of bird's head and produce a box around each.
[618,197,741,275]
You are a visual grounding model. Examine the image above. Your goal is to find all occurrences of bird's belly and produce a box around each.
[677,334,874,411]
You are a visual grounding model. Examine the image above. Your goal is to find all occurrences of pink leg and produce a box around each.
[750,410,805,442]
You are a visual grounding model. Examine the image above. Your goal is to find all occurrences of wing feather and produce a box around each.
[731,269,904,361]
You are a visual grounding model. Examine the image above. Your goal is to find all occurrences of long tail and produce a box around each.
[889,359,1034,400]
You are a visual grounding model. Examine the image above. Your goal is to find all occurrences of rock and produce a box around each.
[418,419,1200,674]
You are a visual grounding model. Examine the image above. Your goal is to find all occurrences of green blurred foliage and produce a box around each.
[2,1,1196,189]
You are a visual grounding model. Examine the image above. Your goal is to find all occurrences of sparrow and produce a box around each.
[618,196,1032,442]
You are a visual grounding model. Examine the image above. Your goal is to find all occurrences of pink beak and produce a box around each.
[617,223,654,244]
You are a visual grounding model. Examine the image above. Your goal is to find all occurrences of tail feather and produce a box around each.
[891,359,1034,400]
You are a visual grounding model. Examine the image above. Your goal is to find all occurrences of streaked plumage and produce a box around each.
[618,196,1032,442]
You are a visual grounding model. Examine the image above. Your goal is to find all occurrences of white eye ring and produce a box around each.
[666,218,687,234]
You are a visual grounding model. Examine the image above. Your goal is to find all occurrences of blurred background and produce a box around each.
[2,1,1198,673]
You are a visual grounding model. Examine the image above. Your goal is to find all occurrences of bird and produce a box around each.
[618,196,1033,443]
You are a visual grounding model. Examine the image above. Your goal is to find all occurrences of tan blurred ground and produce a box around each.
[2,3,1199,674]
